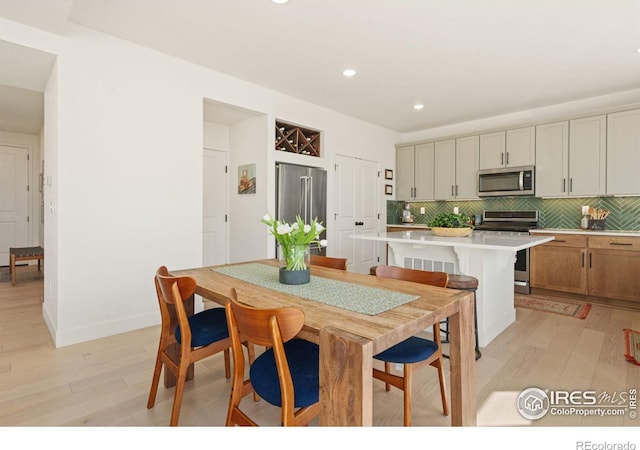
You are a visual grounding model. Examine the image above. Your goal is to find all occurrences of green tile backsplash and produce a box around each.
[387,196,640,231]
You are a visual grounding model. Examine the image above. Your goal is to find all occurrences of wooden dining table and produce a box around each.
[172,259,477,426]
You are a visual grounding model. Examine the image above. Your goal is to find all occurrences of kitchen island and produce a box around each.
[351,230,554,347]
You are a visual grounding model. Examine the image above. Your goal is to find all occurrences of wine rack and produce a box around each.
[275,120,321,157]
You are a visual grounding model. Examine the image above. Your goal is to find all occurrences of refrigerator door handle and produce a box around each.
[300,175,311,223]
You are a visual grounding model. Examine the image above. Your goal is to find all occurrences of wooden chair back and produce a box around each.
[227,288,305,347]
[155,266,197,350]
[374,265,449,288]
[225,288,316,426]
[310,254,348,271]
[149,266,232,426]
[372,264,450,425]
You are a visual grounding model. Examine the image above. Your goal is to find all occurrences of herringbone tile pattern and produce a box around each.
[388,195,640,231]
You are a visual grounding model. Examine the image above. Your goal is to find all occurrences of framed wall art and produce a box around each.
[384,169,393,180]
[238,163,256,194]
[385,184,393,195]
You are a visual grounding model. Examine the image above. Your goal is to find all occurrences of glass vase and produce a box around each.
[278,244,310,285]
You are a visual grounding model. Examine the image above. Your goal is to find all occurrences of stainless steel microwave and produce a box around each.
[477,166,535,197]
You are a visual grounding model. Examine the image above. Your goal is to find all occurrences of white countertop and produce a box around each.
[530,228,640,237]
[352,230,554,251]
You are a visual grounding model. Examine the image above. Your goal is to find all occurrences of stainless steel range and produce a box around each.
[474,210,539,294]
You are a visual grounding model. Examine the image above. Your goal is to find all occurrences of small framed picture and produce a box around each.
[238,163,256,194]
[385,184,393,195]
[384,169,393,180]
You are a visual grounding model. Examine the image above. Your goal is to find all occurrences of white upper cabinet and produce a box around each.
[455,135,480,199]
[396,145,415,201]
[607,109,640,195]
[535,121,569,197]
[479,131,505,170]
[480,127,535,169]
[434,139,456,200]
[569,115,606,197]
[536,117,605,197]
[434,136,479,200]
[506,126,535,167]
[396,143,434,201]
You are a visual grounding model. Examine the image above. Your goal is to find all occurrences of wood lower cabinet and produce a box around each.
[531,235,587,294]
[587,236,640,302]
[531,233,640,303]
[531,245,587,294]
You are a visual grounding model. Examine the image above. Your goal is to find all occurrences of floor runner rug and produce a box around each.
[624,329,640,366]
[514,294,591,319]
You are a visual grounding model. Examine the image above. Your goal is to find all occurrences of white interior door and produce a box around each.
[0,145,30,266]
[203,148,227,266]
[334,154,379,274]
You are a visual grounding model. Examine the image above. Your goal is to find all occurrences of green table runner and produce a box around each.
[212,263,419,316]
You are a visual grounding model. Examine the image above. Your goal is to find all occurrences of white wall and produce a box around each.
[203,121,229,151]
[43,60,59,333]
[229,115,270,263]
[1,19,399,347]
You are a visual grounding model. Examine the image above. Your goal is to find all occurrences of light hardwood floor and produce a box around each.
[1,267,639,427]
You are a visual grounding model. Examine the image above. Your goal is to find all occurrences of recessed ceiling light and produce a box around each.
[342,69,356,77]
[414,104,424,110]
[272,0,289,4]
[636,47,640,53]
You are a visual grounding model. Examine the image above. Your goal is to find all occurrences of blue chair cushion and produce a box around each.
[373,336,438,364]
[175,307,229,348]
[250,339,319,408]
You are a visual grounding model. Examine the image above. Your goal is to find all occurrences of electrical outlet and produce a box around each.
[420,207,425,214]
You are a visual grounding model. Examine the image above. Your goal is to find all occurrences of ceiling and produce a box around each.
[1,0,640,134]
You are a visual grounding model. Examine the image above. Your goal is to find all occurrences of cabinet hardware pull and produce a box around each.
[610,242,633,246]
[581,252,585,268]
[569,178,573,192]
[451,185,454,196]
[589,252,592,268]
[506,152,509,165]
[501,152,504,165]
[562,178,566,193]
[455,185,459,196]
[554,240,566,243]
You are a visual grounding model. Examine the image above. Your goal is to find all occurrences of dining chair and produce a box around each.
[372,264,449,426]
[309,254,348,270]
[148,266,237,426]
[225,288,320,426]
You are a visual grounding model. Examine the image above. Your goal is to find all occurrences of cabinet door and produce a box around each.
[434,140,456,200]
[413,143,434,201]
[396,145,415,201]
[588,249,640,302]
[455,135,479,199]
[535,121,569,197]
[568,115,606,196]
[530,245,587,294]
[607,109,640,195]
[505,126,535,167]
[479,131,506,170]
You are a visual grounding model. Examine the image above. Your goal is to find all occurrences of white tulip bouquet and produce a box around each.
[261,213,327,271]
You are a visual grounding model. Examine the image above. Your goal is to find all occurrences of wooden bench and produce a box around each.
[10,246,44,286]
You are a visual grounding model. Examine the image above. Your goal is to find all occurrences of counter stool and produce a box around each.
[441,274,481,360]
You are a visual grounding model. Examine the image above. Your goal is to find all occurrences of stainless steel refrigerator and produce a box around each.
[276,163,327,256]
